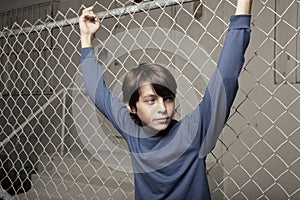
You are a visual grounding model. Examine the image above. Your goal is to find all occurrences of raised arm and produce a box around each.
[79,6,137,141]
[196,0,253,157]
[79,6,102,103]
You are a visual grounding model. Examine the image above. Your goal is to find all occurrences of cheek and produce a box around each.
[140,109,151,119]
[146,105,161,119]
[167,103,175,114]
[136,104,152,121]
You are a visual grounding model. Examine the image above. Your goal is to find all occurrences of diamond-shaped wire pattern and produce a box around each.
[0,0,300,199]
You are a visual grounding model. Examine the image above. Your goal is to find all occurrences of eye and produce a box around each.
[164,96,174,102]
[145,98,155,104]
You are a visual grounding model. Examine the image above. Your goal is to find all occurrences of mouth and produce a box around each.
[154,117,169,123]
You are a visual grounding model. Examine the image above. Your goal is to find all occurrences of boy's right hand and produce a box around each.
[79,6,101,47]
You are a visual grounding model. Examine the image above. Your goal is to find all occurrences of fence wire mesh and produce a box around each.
[0,0,300,199]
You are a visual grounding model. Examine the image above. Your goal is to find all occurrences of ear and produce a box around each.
[125,103,136,114]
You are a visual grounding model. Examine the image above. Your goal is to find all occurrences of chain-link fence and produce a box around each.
[0,0,299,199]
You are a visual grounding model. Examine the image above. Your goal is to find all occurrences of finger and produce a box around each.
[95,17,101,23]
[84,14,97,23]
[83,10,96,19]
[83,5,94,14]
[86,5,94,11]
[80,6,97,22]
[81,11,96,21]
[94,17,101,25]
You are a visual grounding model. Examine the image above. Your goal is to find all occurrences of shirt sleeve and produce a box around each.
[80,48,136,140]
[193,14,252,157]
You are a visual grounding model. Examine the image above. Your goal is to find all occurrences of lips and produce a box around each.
[154,117,169,123]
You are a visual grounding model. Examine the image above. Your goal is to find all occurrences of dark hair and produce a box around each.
[122,63,177,118]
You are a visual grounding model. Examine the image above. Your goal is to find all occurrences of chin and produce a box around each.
[149,123,169,131]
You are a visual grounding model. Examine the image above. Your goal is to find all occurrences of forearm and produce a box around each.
[217,15,251,110]
[81,48,101,102]
[236,0,252,15]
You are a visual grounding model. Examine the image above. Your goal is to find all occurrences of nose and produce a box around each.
[157,97,167,114]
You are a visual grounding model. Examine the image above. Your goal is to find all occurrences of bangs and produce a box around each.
[151,83,175,98]
[128,83,175,110]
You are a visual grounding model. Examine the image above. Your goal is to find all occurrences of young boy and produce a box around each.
[80,0,252,199]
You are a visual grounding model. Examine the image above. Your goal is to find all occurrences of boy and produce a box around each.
[80,0,252,199]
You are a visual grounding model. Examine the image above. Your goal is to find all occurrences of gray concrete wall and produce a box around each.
[0,0,299,199]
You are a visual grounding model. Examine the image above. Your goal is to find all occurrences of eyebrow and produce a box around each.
[141,94,174,100]
[141,94,158,99]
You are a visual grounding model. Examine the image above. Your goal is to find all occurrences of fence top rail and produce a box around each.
[0,0,197,38]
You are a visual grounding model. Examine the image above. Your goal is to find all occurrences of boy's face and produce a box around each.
[131,83,175,131]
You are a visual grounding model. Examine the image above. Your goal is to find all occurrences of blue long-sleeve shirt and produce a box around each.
[81,14,251,200]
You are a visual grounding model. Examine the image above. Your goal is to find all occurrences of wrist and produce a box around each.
[81,34,93,48]
[236,0,252,15]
